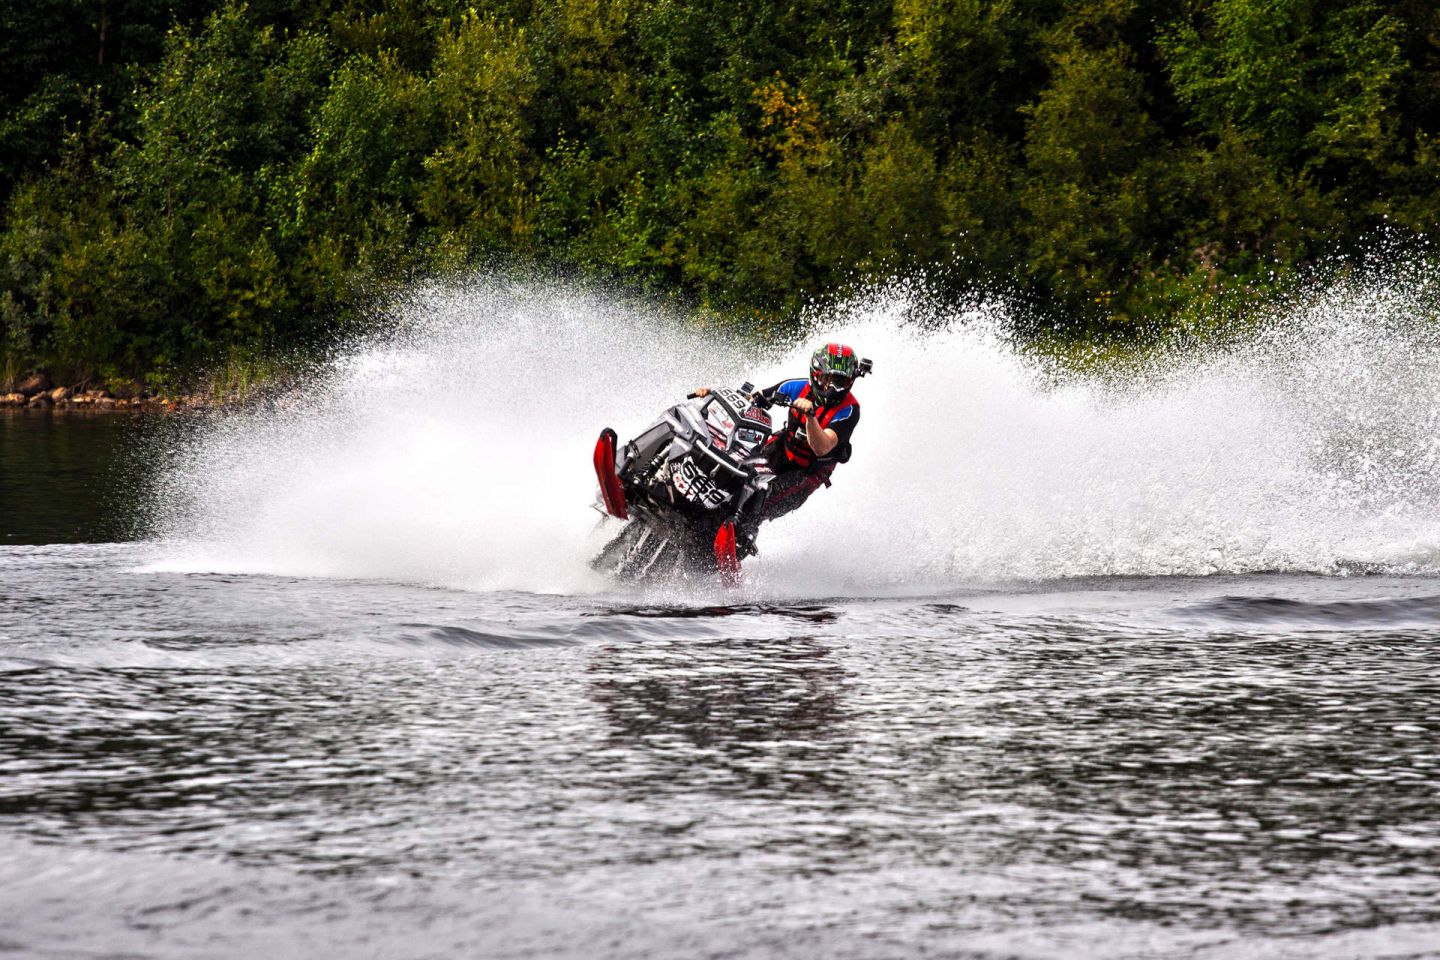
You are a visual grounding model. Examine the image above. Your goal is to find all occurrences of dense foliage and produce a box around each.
[3,0,1438,384]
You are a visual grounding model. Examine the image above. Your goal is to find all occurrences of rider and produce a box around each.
[696,342,865,554]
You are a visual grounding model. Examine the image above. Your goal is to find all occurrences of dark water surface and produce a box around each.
[3,416,1440,959]
[1,410,161,544]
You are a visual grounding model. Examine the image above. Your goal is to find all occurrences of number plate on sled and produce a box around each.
[672,459,728,508]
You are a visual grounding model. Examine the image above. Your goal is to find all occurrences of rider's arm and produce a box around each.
[793,398,858,458]
[789,397,838,456]
[805,411,839,456]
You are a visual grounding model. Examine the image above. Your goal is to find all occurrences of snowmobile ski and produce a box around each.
[714,521,741,585]
[594,428,628,520]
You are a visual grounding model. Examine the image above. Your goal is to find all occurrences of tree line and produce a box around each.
[3,0,1437,386]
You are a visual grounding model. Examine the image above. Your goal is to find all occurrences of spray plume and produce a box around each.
[145,267,1440,593]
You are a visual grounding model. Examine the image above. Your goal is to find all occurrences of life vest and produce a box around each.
[780,383,857,469]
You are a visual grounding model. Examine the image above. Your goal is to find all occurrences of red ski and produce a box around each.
[714,521,741,585]
[593,428,628,520]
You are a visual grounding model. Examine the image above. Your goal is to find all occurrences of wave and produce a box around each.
[1178,593,1440,626]
[144,266,1440,590]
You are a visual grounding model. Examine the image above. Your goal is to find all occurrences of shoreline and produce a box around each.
[2,369,274,413]
[1,388,219,413]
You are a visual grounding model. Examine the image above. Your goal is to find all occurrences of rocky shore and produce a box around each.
[1,372,224,412]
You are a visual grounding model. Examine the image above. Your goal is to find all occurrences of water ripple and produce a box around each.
[4,549,1440,956]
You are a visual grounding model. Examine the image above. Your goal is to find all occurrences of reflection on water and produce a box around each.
[0,411,160,544]
[590,634,850,796]
[602,604,841,623]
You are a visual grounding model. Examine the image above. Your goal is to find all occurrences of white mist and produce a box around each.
[146,270,1440,592]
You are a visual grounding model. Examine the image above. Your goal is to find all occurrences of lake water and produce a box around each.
[4,282,1440,958]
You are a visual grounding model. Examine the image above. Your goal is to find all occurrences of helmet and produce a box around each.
[809,343,860,406]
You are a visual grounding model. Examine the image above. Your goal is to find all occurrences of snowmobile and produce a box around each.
[591,383,777,584]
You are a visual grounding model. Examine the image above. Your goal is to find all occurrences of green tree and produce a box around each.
[1020,43,1165,319]
[1160,0,1405,170]
[420,12,538,260]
